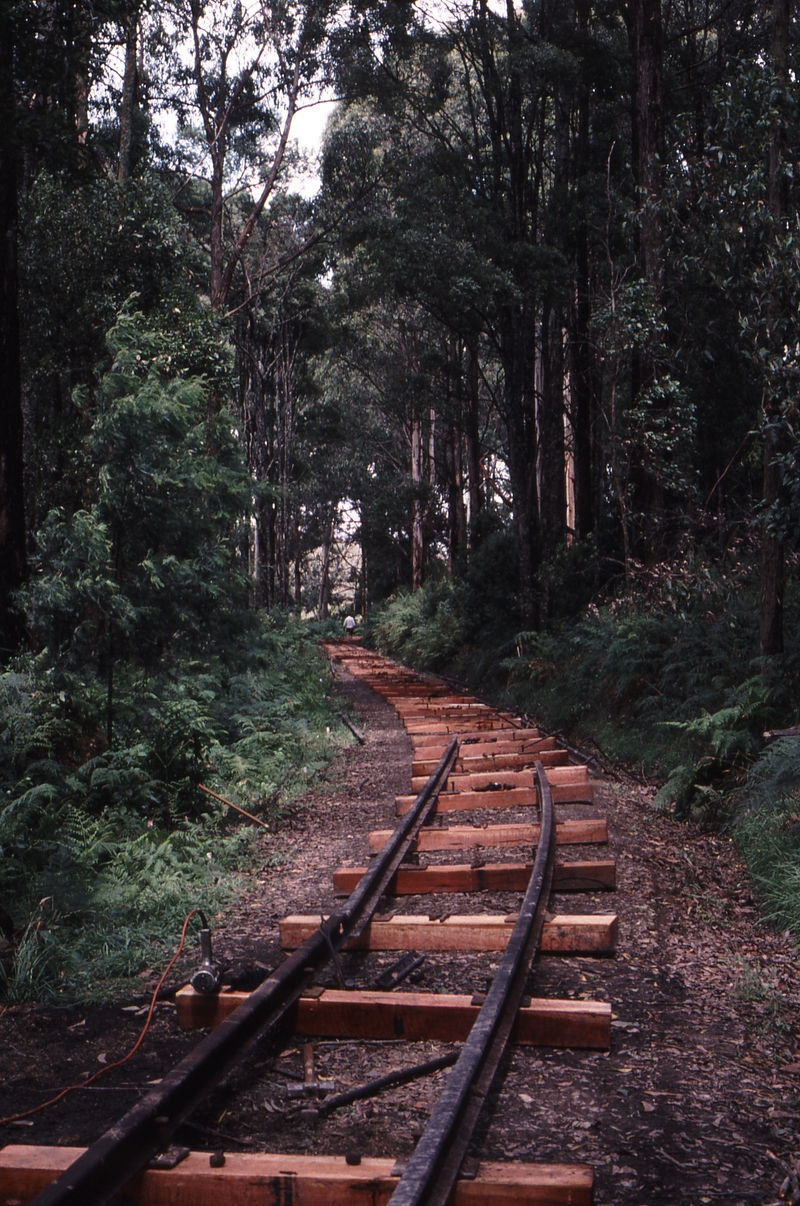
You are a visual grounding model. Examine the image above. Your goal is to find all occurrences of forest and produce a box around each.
[2,0,800,1001]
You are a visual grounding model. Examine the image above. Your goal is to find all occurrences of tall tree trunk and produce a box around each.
[626,0,663,289]
[539,305,566,563]
[209,148,226,311]
[277,329,292,610]
[0,4,27,651]
[465,344,483,544]
[410,411,424,591]
[571,0,595,540]
[448,423,467,572]
[259,500,276,609]
[625,0,664,558]
[759,0,791,659]
[359,516,369,616]
[503,309,539,629]
[118,6,139,181]
[317,509,334,621]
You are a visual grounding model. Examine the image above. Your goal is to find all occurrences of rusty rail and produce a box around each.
[26,739,459,1206]
[388,760,555,1206]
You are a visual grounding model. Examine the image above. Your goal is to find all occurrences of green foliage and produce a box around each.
[0,614,343,1001]
[654,676,776,822]
[22,304,248,678]
[369,554,800,784]
[733,738,800,944]
[371,581,464,671]
[0,309,346,1000]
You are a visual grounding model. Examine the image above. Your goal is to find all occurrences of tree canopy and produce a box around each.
[4,0,800,991]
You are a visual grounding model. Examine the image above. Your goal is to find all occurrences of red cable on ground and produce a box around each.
[0,909,202,1127]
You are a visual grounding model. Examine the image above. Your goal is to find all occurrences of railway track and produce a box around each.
[1,640,619,1206]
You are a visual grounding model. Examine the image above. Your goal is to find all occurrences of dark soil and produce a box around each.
[2,658,799,1205]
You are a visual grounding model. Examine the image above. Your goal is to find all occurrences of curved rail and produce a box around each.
[389,760,556,1206]
[27,738,460,1206]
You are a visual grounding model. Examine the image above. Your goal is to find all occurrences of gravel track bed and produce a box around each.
[1,659,799,1206]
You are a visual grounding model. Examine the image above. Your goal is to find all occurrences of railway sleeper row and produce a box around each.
[3,642,616,1206]
[174,643,616,1202]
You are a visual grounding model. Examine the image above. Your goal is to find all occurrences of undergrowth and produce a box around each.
[369,554,800,943]
[733,737,800,942]
[0,616,347,1002]
[0,313,351,1003]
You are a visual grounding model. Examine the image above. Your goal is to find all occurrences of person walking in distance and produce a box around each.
[343,615,357,641]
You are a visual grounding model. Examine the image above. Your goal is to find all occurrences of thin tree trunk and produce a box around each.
[0,2,27,651]
[571,0,595,540]
[759,0,791,659]
[317,509,334,621]
[465,345,483,544]
[538,303,566,562]
[118,6,139,181]
[294,555,302,613]
[411,411,424,591]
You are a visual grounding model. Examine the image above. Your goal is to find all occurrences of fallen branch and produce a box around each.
[763,725,800,743]
[337,709,366,744]
[198,784,270,829]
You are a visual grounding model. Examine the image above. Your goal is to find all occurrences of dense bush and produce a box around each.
[0,310,347,1002]
[733,738,800,942]
[0,616,345,1001]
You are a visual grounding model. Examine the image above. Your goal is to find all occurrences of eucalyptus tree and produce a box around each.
[148,0,351,313]
[322,0,629,623]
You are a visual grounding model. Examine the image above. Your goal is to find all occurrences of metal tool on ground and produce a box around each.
[286,1043,335,1100]
[373,953,425,990]
[189,919,221,995]
[197,784,270,829]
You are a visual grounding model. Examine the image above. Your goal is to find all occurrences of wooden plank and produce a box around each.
[0,1147,593,1206]
[396,782,594,812]
[460,751,568,772]
[417,737,556,759]
[409,767,591,794]
[410,728,533,748]
[404,720,511,735]
[332,859,616,896]
[415,727,537,743]
[280,913,618,954]
[412,750,568,777]
[420,742,555,762]
[175,987,611,1050]
[368,817,609,852]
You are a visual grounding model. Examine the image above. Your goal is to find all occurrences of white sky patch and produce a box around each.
[288,97,338,196]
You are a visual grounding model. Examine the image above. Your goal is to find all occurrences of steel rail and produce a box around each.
[28,737,459,1206]
[388,760,556,1206]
